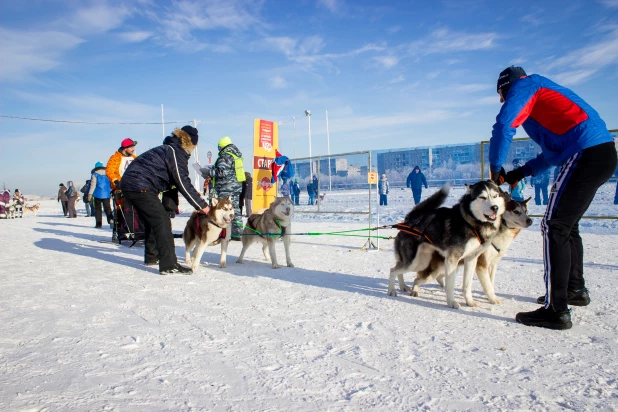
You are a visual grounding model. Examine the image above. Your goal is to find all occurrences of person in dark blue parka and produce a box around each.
[121,126,209,275]
[489,66,616,330]
[406,166,428,204]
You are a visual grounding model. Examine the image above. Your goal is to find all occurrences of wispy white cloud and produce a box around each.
[408,28,497,55]
[387,26,402,34]
[373,55,398,69]
[317,0,342,13]
[151,0,265,52]
[509,57,526,66]
[118,31,153,43]
[0,28,84,82]
[269,75,288,89]
[68,3,132,34]
[547,27,618,85]
[11,91,160,120]
[598,0,618,7]
[329,110,454,135]
[388,75,405,84]
[452,84,492,93]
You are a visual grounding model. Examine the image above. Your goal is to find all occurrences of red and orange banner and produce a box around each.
[252,118,278,210]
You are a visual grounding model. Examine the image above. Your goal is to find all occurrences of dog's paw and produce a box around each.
[411,290,419,297]
[220,262,227,268]
[272,264,281,269]
[488,296,504,304]
[287,262,294,267]
[387,289,397,297]
[448,301,461,309]
[235,259,243,264]
[185,259,193,266]
[465,300,479,307]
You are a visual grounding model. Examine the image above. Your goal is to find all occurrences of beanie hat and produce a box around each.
[120,138,137,149]
[218,136,233,150]
[95,161,104,168]
[59,183,64,186]
[497,66,527,97]
[181,126,199,145]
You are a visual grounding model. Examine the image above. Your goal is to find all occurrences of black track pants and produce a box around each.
[541,142,617,310]
[123,191,177,271]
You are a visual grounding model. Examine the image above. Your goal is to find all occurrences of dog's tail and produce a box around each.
[404,184,449,221]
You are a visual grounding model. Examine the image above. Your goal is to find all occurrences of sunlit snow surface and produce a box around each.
[1,183,617,410]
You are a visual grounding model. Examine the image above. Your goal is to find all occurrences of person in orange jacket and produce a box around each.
[106,138,138,191]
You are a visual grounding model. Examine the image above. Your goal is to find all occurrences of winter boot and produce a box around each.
[536,288,590,306]
[515,307,572,330]
[160,263,193,275]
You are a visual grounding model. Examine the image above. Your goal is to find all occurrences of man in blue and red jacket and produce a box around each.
[489,66,616,330]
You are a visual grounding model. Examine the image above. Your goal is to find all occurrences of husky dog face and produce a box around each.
[270,196,294,219]
[467,180,507,223]
[503,197,533,229]
[211,195,235,226]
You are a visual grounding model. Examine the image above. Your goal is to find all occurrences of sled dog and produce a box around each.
[23,203,40,217]
[403,196,532,306]
[183,196,234,270]
[387,181,507,308]
[236,196,294,269]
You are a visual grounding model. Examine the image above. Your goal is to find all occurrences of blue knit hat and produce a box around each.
[95,162,104,168]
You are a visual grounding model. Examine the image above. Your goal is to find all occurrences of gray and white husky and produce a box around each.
[402,196,533,306]
[236,196,294,269]
[387,181,507,309]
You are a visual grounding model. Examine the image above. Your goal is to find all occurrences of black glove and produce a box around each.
[114,190,123,201]
[505,167,526,189]
[114,180,120,188]
[491,168,507,185]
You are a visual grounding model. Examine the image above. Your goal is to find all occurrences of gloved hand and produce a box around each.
[199,206,210,215]
[114,190,123,201]
[505,167,526,189]
[114,180,120,188]
[491,168,507,185]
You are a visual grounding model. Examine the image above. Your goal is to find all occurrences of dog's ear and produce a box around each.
[522,196,532,205]
[211,198,219,207]
[227,194,231,201]
[465,184,471,194]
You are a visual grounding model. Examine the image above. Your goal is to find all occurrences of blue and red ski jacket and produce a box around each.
[489,74,613,175]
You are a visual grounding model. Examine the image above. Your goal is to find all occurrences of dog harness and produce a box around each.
[246,218,286,239]
[392,223,433,244]
[196,215,227,240]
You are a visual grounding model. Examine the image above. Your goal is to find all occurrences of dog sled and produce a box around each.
[111,192,146,246]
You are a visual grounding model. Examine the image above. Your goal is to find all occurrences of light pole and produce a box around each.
[305,110,312,176]
[326,110,331,192]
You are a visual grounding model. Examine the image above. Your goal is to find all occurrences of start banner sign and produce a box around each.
[253,118,278,210]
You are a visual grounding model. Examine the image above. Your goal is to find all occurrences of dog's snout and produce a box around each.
[526,218,533,225]
[490,205,499,212]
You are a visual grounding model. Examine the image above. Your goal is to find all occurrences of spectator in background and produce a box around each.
[87,162,113,228]
[57,183,68,216]
[65,181,78,218]
[291,179,301,205]
[203,176,212,197]
[509,159,526,202]
[279,178,291,199]
[0,188,11,218]
[378,173,390,206]
[243,172,253,216]
[106,138,138,191]
[307,180,316,205]
[406,166,428,205]
[614,166,618,205]
[80,180,95,217]
[531,163,550,205]
[201,136,245,241]
[312,175,319,202]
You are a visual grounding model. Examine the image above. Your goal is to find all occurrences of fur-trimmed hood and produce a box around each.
[165,128,197,154]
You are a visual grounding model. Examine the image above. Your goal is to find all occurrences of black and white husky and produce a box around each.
[403,196,533,306]
[387,181,507,309]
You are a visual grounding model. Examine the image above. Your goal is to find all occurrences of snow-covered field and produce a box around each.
[1,184,618,411]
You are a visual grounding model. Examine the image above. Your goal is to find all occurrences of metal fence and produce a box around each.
[479,129,618,220]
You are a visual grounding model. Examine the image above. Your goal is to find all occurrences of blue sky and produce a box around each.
[1,0,617,195]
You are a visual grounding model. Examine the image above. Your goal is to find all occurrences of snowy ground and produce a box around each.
[1,185,617,411]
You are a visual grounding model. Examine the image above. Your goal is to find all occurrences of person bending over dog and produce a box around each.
[121,126,210,275]
[490,66,616,330]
